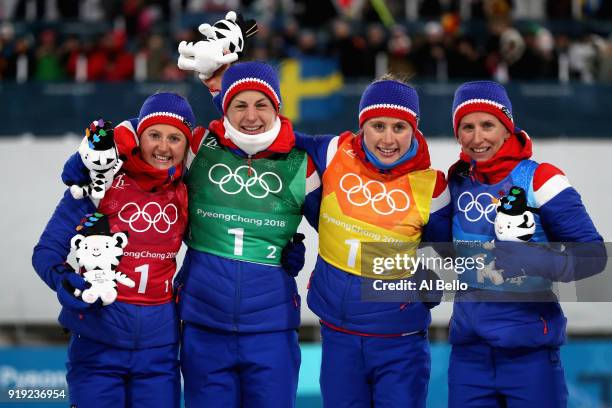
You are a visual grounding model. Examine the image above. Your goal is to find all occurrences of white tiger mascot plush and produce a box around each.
[177,11,257,80]
[70,119,123,201]
[70,213,134,305]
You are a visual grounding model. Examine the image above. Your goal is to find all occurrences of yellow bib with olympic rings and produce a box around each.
[318,137,437,277]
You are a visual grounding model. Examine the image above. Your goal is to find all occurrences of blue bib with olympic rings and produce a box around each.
[449,159,551,291]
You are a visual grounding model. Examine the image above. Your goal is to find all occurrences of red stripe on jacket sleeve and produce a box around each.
[533,163,565,191]
[191,126,207,155]
[306,155,316,177]
[432,170,448,198]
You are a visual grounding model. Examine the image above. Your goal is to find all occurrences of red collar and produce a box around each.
[349,129,432,176]
[450,131,533,184]
[207,115,296,158]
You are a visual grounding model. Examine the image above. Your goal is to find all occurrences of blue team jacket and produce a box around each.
[32,189,179,349]
[448,150,606,348]
[296,131,452,335]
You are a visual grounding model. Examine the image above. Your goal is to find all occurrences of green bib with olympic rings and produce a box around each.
[186,133,307,265]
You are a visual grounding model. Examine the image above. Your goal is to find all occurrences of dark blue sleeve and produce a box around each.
[212,93,223,116]
[539,187,607,281]
[422,203,454,259]
[295,131,338,231]
[303,186,322,231]
[294,131,337,175]
[32,190,96,291]
[422,203,452,243]
[61,151,89,186]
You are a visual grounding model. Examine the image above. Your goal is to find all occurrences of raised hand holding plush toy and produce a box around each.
[177,38,239,80]
[177,11,257,80]
[70,119,123,201]
[70,213,134,306]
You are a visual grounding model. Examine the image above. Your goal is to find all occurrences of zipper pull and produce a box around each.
[541,316,548,335]
[469,160,476,182]
[247,155,253,176]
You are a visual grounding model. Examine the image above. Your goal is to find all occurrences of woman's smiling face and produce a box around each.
[139,124,187,169]
[225,90,277,135]
[362,117,414,165]
[457,112,510,161]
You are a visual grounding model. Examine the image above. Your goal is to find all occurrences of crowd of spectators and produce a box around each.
[1,0,612,83]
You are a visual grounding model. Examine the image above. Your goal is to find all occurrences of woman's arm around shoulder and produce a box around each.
[294,130,353,175]
[422,170,452,244]
[32,190,97,290]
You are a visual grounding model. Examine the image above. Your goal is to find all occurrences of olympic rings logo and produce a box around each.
[118,202,178,233]
[208,163,283,199]
[339,173,410,216]
[456,191,497,224]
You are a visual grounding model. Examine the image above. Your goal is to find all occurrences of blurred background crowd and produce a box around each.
[1,0,612,83]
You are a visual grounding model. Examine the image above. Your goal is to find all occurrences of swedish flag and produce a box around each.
[279,57,343,122]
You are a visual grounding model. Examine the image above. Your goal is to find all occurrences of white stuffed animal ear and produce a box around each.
[198,12,238,39]
[198,23,216,39]
[71,234,85,251]
[113,232,129,249]
[77,135,90,157]
[522,211,535,228]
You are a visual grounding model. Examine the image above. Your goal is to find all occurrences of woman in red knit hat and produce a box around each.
[33,92,194,408]
[446,80,606,407]
[177,59,320,408]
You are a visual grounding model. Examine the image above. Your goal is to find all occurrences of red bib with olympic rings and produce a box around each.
[97,173,187,304]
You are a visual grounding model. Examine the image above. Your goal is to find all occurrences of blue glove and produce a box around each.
[492,241,569,280]
[57,272,98,312]
[414,268,443,309]
[281,233,306,278]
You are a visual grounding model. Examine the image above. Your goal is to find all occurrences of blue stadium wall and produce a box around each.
[3,80,612,137]
[1,342,611,407]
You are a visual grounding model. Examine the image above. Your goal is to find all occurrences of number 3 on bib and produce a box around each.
[228,228,278,260]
